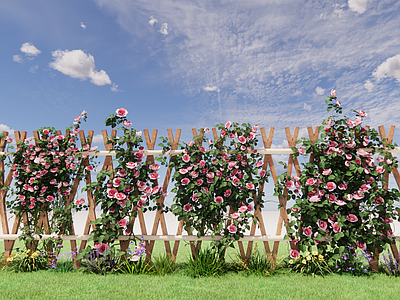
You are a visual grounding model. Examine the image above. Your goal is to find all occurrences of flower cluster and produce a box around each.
[275,90,400,265]
[287,250,331,276]
[158,122,269,250]
[86,108,165,244]
[6,111,96,245]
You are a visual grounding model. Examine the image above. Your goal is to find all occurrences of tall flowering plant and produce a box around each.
[157,122,269,251]
[84,108,165,245]
[5,111,97,247]
[275,90,400,265]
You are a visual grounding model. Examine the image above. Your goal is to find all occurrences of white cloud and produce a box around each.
[159,23,168,35]
[364,79,374,92]
[203,85,219,92]
[348,0,372,14]
[91,134,104,144]
[49,49,112,86]
[28,65,38,73]
[80,22,86,29]
[315,86,325,95]
[149,15,158,26]
[20,42,41,57]
[372,54,400,83]
[303,103,312,111]
[111,83,122,92]
[13,54,22,63]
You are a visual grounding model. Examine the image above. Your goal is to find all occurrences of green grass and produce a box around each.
[0,270,399,300]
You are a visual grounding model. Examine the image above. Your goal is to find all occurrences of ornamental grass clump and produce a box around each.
[186,247,226,278]
[275,90,400,268]
[157,122,269,254]
[230,243,276,276]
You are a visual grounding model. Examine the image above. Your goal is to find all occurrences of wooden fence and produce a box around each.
[1,125,400,264]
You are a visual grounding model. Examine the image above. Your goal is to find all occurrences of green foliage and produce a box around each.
[186,247,226,277]
[333,246,371,276]
[50,260,74,273]
[286,251,332,276]
[380,250,400,276]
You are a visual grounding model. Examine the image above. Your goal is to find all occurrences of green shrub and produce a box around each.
[4,249,49,272]
[151,253,179,275]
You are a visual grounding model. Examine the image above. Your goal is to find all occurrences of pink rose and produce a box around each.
[357,110,367,117]
[326,182,336,191]
[136,131,142,136]
[115,192,126,201]
[317,219,328,231]
[150,164,160,171]
[356,241,367,251]
[224,189,232,197]
[46,195,54,202]
[332,222,341,233]
[346,214,358,222]
[135,151,144,159]
[238,136,246,144]
[181,178,190,185]
[228,224,237,234]
[183,204,192,212]
[375,166,384,174]
[75,198,85,205]
[126,162,137,169]
[331,89,337,97]
[214,196,224,203]
[231,213,240,219]
[289,249,300,259]
[303,227,312,237]
[305,178,316,186]
[322,169,332,176]
[225,121,232,129]
[182,154,190,163]
[246,183,255,190]
[325,119,333,126]
[238,205,247,213]
[118,219,127,227]
[123,120,132,127]
[149,172,160,180]
[309,195,321,203]
[116,108,128,117]
[113,178,122,187]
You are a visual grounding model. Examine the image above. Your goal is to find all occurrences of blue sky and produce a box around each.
[2,0,400,209]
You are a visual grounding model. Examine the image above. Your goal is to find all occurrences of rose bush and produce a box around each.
[4,111,97,249]
[157,122,269,252]
[83,108,165,246]
[275,90,400,267]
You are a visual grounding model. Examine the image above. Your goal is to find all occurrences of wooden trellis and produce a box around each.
[1,125,400,265]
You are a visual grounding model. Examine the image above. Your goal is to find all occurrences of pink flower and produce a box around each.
[238,136,246,144]
[43,129,50,135]
[338,182,348,190]
[238,206,248,213]
[145,171,159,180]
[150,164,160,171]
[228,224,237,234]
[123,120,132,127]
[332,222,341,233]
[322,169,332,176]
[115,192,127,201]
[303,227,312,237]
[136,131,142,136]
[46,195,54,202]
[286,180,294,188]
[335,199,346,206]
[298,147,305,154]
[386,159,393,165]
[182,154,190,163]
[357,110,367,117]
[196,179,203,186]
[214,196,224,203]
[225,121,232,129]
[317,219,328,231]
[305,178,316,186]
[116,108,128,117]
[345,161,351,167]
[118,219,127,227]
[347,120,354,127]
[289,249,300,259]
[325,119,333,126]
[181,178,190,185]
[75,198,85,205]
[246,183,255,190]
[260,170,266,178]
[135,151,144,159]
[224,189,232,197]
[356,241,367,251]
[375,166,385,174]
[192,193,199,202]
[231,213,240,219]
[326,182,336,191]
[346,214,358,222]
[183,204,192,212]
[126,162,137,169]
[331,89,337,97]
